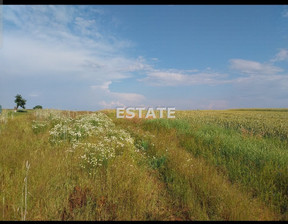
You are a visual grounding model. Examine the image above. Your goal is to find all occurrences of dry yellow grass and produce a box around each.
[0,109,285,220]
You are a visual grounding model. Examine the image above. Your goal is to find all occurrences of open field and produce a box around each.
[0,108,287,221]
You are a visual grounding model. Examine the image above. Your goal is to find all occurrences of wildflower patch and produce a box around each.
[32,110,137,175]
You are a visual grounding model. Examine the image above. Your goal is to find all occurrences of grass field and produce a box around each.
[0,108,287,220]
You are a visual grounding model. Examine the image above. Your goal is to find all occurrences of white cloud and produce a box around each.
[90,81,112,91]
[90,81,146,108]
[229,56,288,108]
[2,5,134,55]
[271,49,288,62]
[1,35,88,77]
[229,59,283,75]
[140,70,230,86]
[1,6,151,83]
[229,57,288,91]
[74,17,101,37]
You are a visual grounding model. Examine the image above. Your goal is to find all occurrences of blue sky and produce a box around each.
[1,5,288,110]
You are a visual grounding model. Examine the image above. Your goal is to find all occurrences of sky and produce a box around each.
[0,5,288,110]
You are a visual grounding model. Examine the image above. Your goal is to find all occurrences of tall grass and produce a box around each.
[113,115,278,220]
[144,112,288,219]
[0,109,286,220]
[22,161,30,221]
[0,109,173,220]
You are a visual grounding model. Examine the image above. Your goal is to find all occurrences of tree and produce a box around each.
[14,94,26,110]
[33,105,43,109]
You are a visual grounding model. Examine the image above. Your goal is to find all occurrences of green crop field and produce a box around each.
[0,108,287,221]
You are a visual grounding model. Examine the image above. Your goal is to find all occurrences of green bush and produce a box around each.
[17,109,27,113]
[33,105,43,109]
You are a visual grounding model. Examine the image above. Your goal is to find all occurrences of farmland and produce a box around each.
[0,108,287,221]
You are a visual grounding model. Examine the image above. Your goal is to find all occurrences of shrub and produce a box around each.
[17,109,27,113]
[33,105,43,110]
